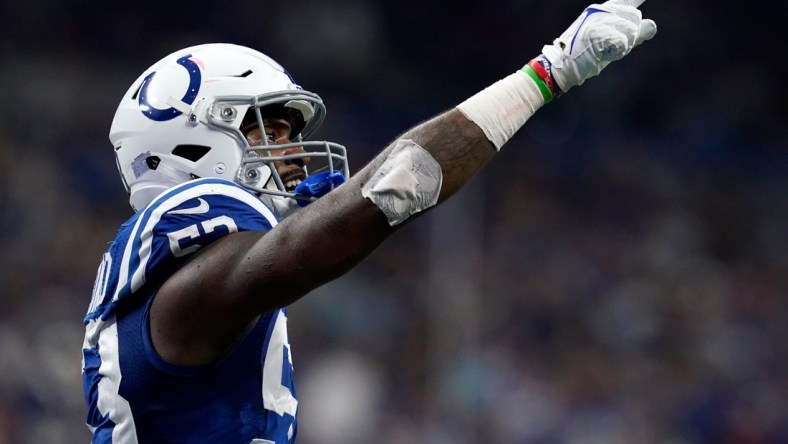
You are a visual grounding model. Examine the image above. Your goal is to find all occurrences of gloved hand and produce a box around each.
[541,0,657,93]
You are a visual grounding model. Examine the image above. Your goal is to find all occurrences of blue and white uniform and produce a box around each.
[82,178,299,443]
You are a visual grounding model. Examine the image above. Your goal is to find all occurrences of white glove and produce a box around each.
[541,0,657,93]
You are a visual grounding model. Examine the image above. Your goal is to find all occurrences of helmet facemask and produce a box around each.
[205,90,349,208]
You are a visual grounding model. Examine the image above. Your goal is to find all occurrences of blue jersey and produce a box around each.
[82,178,299,443]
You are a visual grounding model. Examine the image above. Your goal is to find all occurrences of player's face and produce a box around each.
[244,120,311,192]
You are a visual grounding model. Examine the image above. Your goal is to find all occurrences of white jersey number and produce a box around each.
[87,252,113,315]
[262,311,298,418]
[166,216,238,257]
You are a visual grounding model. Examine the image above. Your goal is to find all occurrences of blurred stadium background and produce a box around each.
[1,1,786,443]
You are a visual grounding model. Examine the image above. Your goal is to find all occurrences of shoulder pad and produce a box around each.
[85,178,277,323]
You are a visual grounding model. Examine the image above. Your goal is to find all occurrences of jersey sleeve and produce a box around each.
[85,178,278,323]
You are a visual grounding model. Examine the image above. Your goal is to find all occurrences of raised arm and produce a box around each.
[151,1,657,365]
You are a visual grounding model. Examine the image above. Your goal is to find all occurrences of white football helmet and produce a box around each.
[110,43,348,213]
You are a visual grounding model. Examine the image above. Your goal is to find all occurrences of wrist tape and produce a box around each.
[456,69,546,150]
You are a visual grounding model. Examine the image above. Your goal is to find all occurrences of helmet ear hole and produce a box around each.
[146,156,161,170]
[172,145,212,162]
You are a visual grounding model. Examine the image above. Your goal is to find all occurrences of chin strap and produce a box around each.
[153,158,194,184]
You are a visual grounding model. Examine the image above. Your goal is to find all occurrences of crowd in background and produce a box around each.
[0,1,786,442]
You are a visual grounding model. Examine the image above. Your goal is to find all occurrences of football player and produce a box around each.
[82,2,656,442]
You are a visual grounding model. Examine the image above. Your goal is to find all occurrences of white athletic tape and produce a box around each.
[362,139,443,226]
[456,70,545,150]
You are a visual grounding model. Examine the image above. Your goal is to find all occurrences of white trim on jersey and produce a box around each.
[86,316,139,443]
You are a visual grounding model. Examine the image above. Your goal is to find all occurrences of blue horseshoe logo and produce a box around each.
[138,54,201,122]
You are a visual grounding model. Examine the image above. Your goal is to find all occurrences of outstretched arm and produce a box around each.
[151,1,657,365]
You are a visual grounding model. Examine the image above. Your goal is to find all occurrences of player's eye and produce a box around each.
[265,129,290,145]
